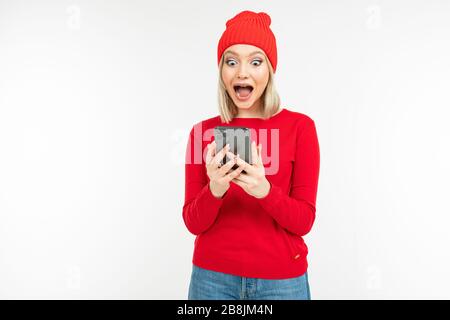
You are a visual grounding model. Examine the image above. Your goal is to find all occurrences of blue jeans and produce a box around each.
[188,265,311,300]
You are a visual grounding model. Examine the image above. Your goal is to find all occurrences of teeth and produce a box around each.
[234,85,253,89]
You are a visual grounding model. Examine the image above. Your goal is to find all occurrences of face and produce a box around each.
[221,44,270,115]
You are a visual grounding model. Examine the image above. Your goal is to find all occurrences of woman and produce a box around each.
[183,10,320,300]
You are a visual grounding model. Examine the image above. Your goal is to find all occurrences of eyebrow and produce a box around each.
[224,50,265,57]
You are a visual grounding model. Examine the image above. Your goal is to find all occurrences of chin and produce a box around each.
[234,103,252,108]
[233,99,255,107]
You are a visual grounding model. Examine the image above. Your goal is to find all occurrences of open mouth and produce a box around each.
[233,85,254,100]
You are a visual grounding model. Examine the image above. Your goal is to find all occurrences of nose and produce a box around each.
[237,64,249,79]
[237,72,249,79]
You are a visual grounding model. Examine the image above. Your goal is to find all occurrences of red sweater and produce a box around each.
[183,108,320,279]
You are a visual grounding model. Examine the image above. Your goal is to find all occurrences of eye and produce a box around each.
[225,58,263,67]
[252,59,262,66]
[225,59,237,66]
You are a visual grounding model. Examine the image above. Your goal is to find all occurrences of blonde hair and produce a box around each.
[217,52,281,123]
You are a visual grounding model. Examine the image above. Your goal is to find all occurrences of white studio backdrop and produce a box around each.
[0,0,449,299]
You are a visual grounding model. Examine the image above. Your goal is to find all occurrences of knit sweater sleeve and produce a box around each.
[256,119,320,236]
[182,124,226,235]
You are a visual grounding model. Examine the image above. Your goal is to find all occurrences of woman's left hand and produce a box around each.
[231,141,271,199]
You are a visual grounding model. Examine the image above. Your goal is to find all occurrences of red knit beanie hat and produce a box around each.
[217,10,278,73]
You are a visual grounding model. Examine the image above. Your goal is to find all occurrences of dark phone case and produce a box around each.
[214,126,252,173]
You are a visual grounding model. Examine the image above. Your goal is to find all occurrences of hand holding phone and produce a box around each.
[205,141,245,198]
[214,126,252,173]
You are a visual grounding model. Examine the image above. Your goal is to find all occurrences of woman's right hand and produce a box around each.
[206,141,244,199]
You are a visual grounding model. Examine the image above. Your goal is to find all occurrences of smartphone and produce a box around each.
[214,126,252,173]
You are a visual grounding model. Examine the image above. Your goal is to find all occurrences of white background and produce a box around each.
[1,0,449,299]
